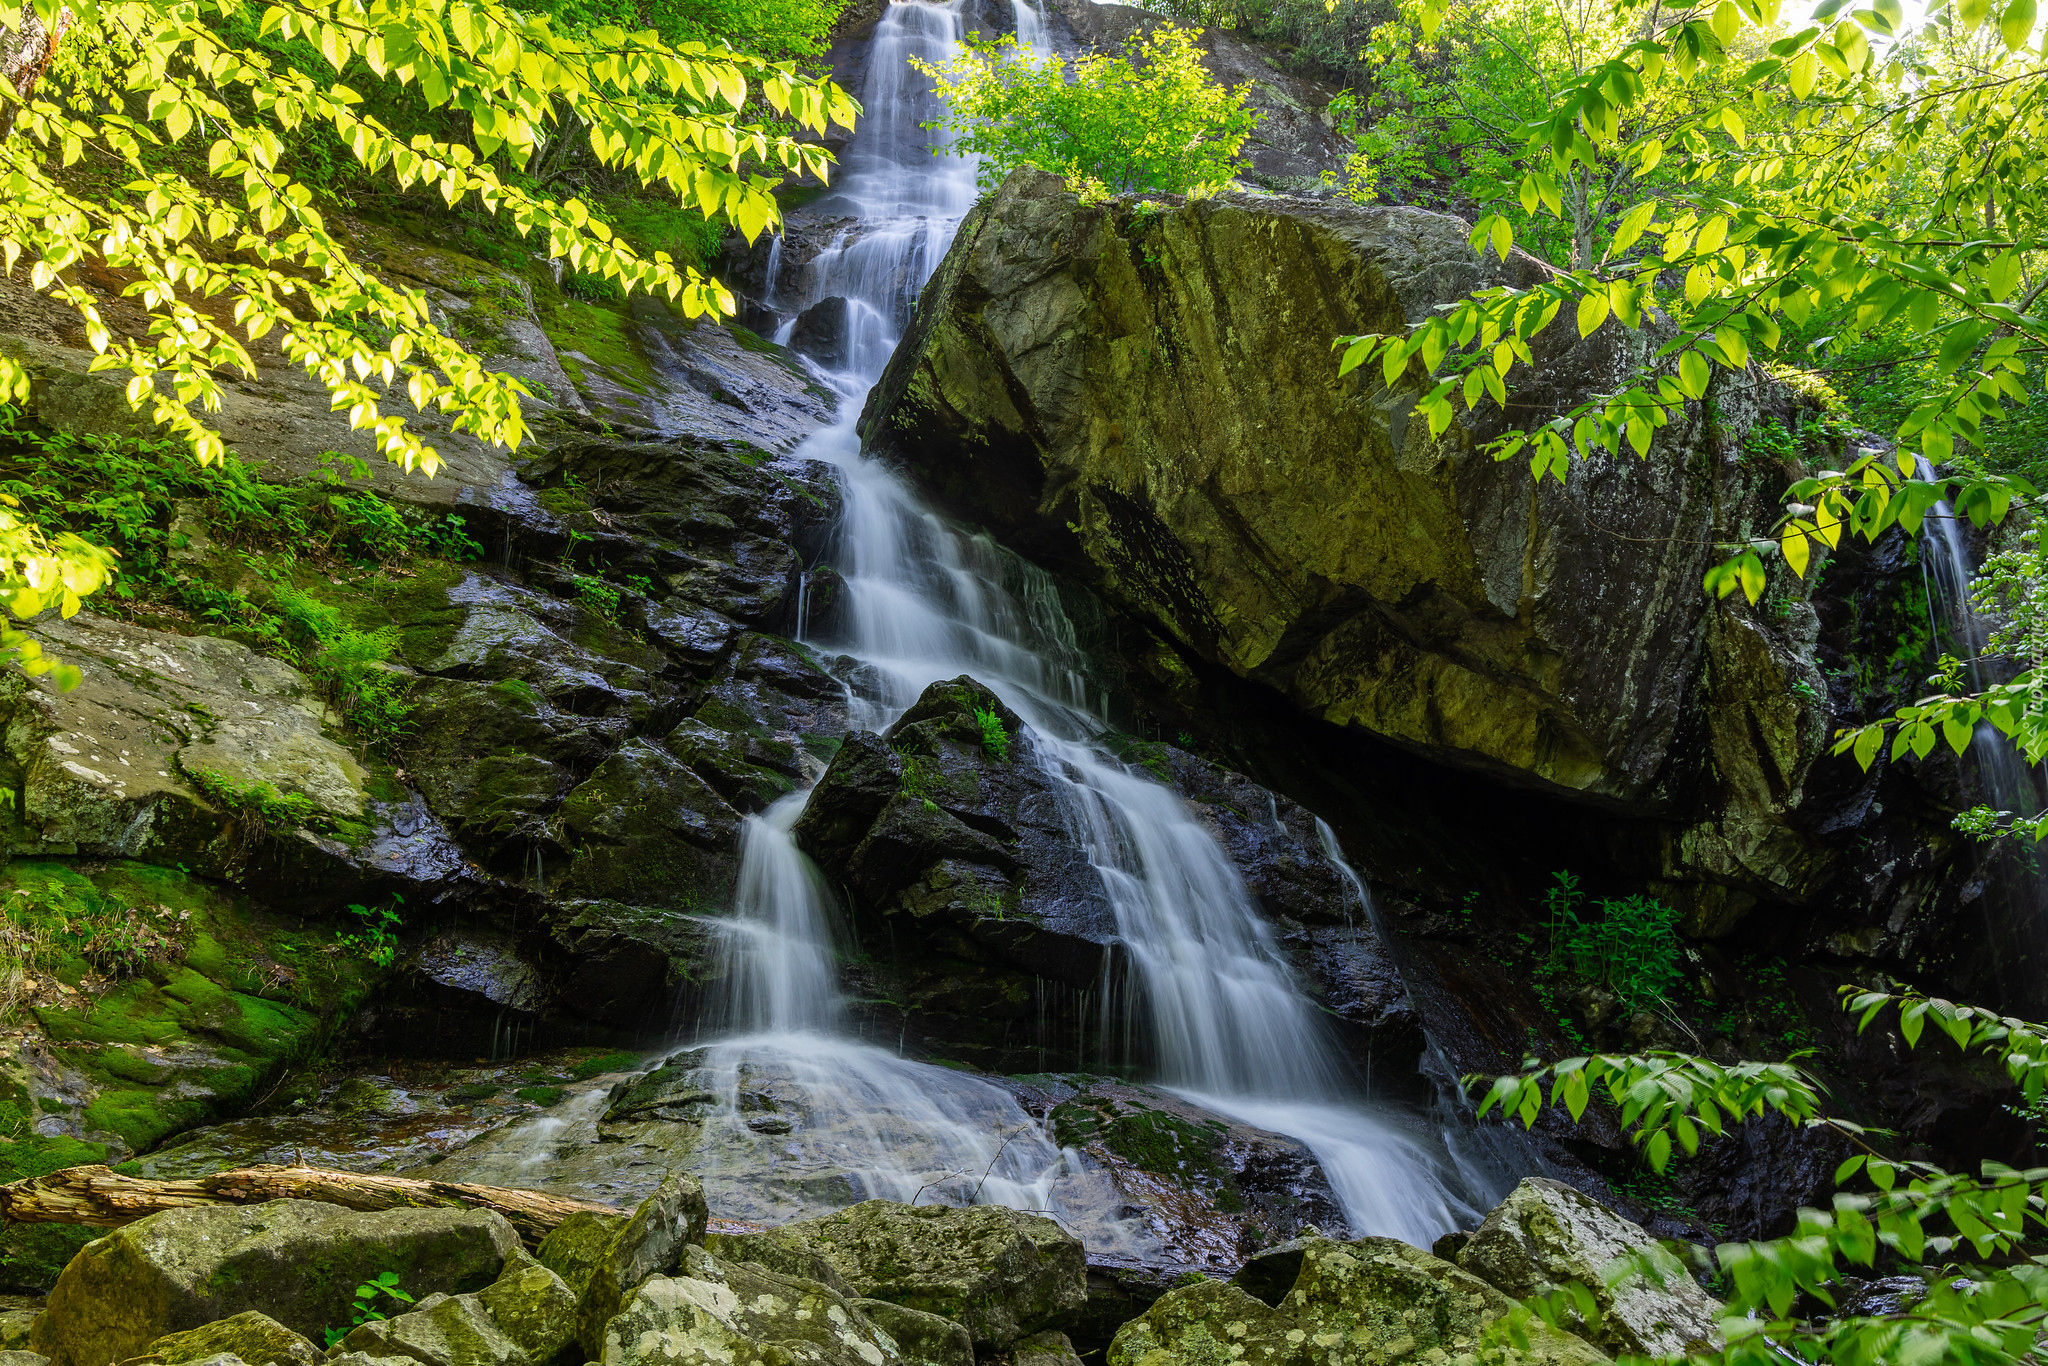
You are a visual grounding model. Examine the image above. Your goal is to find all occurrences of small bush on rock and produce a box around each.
[915,26,1261,199]
[974,706,1010,762]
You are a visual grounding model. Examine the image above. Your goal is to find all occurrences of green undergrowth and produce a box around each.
[0,413,484,764]
[0,860,379,1288]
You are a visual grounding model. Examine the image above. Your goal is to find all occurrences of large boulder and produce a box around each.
[1110,1237,1610,1366]
[338,1251,579,1366]
[574,1174,710,1356]
[1457,1178,1723,1357]
[596,1246,902,1366]
[860,169,1824,834]
[713,1200,1086,1350]
[534,1212,629,1298]
[33,1202,523,1366]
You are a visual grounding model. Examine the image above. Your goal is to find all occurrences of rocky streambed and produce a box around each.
[12,1171,1732,1366]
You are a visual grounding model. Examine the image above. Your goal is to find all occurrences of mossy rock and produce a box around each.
[33,1201,523,1366]
[535,1210,628,1298]
[720,1200,1084,1350]
[146,1310,323,1366]
[600,1246,903,1366]
[1108,1238,1612,1366]
[341,1251,577,1366]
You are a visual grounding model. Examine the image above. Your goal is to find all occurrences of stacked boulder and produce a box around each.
[1107,1177,1725,1366]
[17,1178,1091,1366]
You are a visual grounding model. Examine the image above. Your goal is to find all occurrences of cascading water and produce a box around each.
[1914,458,2048,1000]
[738,0,1486,1246]
[454,0,1489,1248]
[1917,456,2048,837]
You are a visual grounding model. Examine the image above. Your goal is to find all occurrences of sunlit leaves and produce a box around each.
[0,0,860,671]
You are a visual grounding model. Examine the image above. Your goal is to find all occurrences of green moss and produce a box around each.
[514,1085,566,1107]
[491,678,543,712]
[444,1082,502,1103]
[5,861,376,1156]
[541,295,656,396]
[1050,1091,1239,1206]
[567,1050,642,1080]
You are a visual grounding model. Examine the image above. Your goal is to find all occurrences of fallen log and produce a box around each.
[0,1163,621,1246]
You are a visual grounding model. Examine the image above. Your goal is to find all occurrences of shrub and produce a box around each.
[916,25,1261,199]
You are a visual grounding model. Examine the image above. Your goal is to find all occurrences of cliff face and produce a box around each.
[861,170,1823,818]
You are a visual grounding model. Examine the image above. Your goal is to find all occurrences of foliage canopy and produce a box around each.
[0,0,857,680]
[915,24,1261,199]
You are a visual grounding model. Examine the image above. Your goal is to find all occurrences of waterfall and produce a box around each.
[442,0,1487,1249]
[1916,457,2048,833]
[1913,458,2048,988]
[715,0,1485,1246]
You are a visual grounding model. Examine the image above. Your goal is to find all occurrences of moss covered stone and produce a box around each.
[600,1247,903,1366]
[341,1250,578,1366]
[1108,1238,1612,1366]
[147,1310,324,1366]
[33,1201,523,1366]
[534,1211,627,1298]
[716,1200,1084,1351]
[851,1299,971,1366]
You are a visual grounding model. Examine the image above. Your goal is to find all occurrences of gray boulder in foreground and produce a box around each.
[713,1199,1086,1349]
[1458,1177,1723,1357]
[33,1202,522,1366]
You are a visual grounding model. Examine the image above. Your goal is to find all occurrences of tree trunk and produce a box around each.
[0,1164,620,1247]
[0,4,74,139]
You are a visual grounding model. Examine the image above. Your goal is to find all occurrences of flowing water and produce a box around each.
[454,0,1487,1250]
[1914,457,2048,1002]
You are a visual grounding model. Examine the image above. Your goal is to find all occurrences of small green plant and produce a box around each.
[1175,730,1195,747]
[975,706,1011,762]
[1541,870,1583,967]
[573,574,622,623]
[1560,894,1684,1010]
[1790,678,1820,702]
[190,770,323,835]
[335,895,404,968]
[325,1272,415,1348]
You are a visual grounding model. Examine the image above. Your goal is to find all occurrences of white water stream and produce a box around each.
[718,0,1479,1246]
[450,0,1486,1251]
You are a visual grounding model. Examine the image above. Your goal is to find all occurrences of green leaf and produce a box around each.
[1938,319,1997,374]
[2000,0,2036,47]
[1677,350,1712,398]
[1577,292,1611,338]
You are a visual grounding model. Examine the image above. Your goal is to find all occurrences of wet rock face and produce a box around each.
[791,675,1421,1072]
[1042,1080,1345,1261]
[1112,1237,1611,1366]
[792,676,1119,1070]
[861,169,1820,827]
